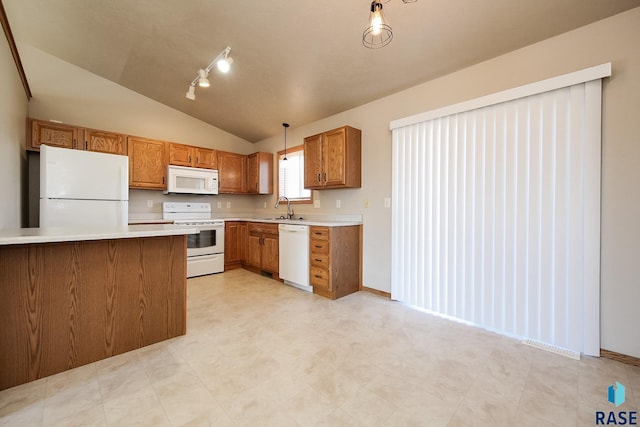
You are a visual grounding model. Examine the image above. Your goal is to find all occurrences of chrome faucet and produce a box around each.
[275,196,294,219]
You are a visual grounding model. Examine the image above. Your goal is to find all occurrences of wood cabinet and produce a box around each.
[169,143,217,169]
[29,120,77,150]
[309,225,362,299]
[304,125,361,189]
[0,235,186,390]
[84,128,127,155]
[247,222,279,274]
[29,119,126,155]
[127,136,168,190]
[224,221,241,270]
[247,152,273,194]
[239,222,248,264]
[217,150,246,193]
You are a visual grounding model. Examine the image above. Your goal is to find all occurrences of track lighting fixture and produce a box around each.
[185,46,233,100]
[362,0,417,49]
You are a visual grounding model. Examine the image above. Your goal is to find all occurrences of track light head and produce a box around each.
[186,85,196,100]
[217,56,233,73]
[198,69,210,87]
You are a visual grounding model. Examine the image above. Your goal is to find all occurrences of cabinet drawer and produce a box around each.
[310,239,329,254]
[310,253,328,269]
[248,222,279,235]
[310,227,329,240]
[310,266,329,289]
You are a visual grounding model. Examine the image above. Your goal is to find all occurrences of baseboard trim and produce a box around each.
[362,286,391,299]
[600,349,640,367]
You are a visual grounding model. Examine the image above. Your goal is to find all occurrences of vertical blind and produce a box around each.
[391,70,606,356]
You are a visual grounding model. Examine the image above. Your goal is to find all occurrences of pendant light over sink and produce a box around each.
[281,122,290,167]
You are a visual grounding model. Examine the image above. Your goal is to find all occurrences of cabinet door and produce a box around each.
[195,148,217,169]
[322,127,347,187]
[246,152,273,194]
[218,151,246,193]
[262,233,279,274]
[247,233,262,268]
[304,134,324,189]
[84,129,127,155]
[127,136,168,189]
[239,223,248,263]
[169,143,194,167]
[224,222,240,265]
[30,120,77,150]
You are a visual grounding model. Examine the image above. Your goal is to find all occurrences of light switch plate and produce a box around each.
[217,202,222,209]
[384,197,391,208]
[226,202,231,209]
[314,200,321,208]
[336,200,341,209]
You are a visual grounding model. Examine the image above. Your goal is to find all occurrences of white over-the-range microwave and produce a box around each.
[164,165,219,195]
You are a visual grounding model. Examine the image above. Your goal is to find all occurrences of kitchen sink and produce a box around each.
[260,217,304,221]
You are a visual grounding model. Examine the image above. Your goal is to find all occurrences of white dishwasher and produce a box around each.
[278,223,311,292]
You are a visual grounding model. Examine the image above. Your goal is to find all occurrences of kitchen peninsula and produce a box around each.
[0,225,196,391]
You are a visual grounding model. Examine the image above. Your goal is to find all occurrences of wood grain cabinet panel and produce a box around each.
[29,119,127,155]
[224,221,241,270]
[217,150,247,193]
[84,128,127,155]
[29,119,78,150]
[309,225,361,300]
[127,136,168,190]
[170,143,217,169]
[246,152,273,194]
[304,126,361,189]
[0,236,186,391]
[247,222,279,274]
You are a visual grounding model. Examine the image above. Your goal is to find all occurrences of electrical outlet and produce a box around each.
[146,200,153,208]
[263,202,267,209]
[226,202,231,209]
[364,198,369,208]
[336,200,341,209]
[217,202,222,209]
[384,197,391,208]
[314,200,321,208]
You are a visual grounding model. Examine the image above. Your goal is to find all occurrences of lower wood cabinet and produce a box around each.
[224,221,241,269]
[247,222,279,274]
[310,225,361,299]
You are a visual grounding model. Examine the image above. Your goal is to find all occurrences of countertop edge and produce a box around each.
[0,225,198,246]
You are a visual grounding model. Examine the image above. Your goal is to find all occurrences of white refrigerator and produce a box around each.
[40,145,129,227]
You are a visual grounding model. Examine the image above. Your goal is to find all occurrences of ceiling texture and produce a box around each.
[4,0,640,142]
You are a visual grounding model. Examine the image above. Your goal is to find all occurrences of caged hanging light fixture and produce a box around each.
[362,0,417,49]
[185,46,233,100]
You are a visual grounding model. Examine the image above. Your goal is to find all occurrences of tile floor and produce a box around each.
[1,268,639,426]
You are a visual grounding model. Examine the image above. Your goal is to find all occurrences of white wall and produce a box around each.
[254,8,640,357]
[0,29,28,228]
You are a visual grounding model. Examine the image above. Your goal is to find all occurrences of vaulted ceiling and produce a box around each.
[4,0,640,142]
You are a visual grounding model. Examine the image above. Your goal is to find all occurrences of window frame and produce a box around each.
[276,144,313,204]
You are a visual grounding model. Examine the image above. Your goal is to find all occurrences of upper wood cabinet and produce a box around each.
[247,152,273,195]
[29,119,126,155]
[84,128,127,155]
[29,120,77,150]
[304,125,361,189]
[217,150,246,193]
[194,147,217,169]
[169,143,217,169]
[127,136,168,190]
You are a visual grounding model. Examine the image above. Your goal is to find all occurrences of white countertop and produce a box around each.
[0,224,198,246]
[236,217,362,227]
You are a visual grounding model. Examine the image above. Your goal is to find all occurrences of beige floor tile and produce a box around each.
[3,269,640,427]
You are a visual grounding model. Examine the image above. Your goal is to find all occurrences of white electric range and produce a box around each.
[162,202,224,278]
